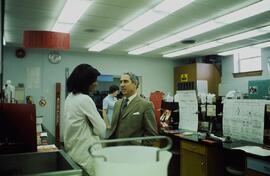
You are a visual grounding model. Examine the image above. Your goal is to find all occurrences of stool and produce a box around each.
[224,149,245,176]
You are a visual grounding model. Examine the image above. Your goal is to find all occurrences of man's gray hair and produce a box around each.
[123,72,139,88]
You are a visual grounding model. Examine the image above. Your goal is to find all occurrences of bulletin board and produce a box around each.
[223,99,270,144]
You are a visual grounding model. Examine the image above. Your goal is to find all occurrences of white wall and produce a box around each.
[219,47,270,96]
[3,46,176,137]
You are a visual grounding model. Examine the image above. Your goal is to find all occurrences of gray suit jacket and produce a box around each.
[107,95,158,139]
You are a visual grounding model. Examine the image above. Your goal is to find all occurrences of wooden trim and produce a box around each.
[233,70,262,78]
[55,83,61,147]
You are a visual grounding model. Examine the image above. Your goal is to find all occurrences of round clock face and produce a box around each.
[16,48,26,58]
[48,52,61,64]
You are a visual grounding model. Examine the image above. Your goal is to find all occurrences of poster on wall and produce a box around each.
[26,67,41,89]
[174,90,198,131]
[223,99,269,144]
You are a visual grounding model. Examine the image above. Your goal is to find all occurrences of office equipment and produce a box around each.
[0,103,37,154]
[248,79,270,99]
[160,109,172,129]
[150,91,165,129]
[160,101,179,130]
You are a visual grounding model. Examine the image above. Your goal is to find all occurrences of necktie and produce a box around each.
[121,98,128,113]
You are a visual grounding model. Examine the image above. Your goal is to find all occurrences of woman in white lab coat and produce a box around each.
[64,64,106,176]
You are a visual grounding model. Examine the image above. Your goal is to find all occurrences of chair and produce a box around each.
[224,149,245,176]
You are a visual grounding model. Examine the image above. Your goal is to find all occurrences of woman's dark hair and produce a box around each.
[67,64,100,94]
[109,85,119,94]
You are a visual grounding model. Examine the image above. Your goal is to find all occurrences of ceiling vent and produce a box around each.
[181,39,196,44]
[84,29,98,33]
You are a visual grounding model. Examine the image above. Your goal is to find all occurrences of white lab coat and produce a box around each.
[64,93,106,176]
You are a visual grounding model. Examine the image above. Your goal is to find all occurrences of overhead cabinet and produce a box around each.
[174,63,221,95]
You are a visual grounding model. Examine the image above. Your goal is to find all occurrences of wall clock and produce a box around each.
[15,48,26,58]
[48,52,61,64]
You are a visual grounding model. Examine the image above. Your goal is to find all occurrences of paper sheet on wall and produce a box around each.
[175,90,198,131]
[223,99,270,144]
[26,67,40,89]
[196,80,208,95]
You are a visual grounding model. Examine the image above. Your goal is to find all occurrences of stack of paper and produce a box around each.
[233,146,270,156]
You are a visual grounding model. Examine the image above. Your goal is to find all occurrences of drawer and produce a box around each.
[181,140,206,155]
[247,157,270,175]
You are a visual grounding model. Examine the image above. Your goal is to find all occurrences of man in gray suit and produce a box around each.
[107,72,158,141]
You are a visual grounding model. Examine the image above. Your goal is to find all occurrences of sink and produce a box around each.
[0,150,82,175]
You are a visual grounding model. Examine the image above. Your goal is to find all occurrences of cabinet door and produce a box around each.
[180,149,206,176]
[246,170,265,176]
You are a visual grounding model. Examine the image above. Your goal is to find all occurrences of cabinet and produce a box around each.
[180,140,224,176]
[246,170,265,176]
[246,157,270,176]
[174,63,220,95]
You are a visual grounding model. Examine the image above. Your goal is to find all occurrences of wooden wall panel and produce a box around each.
[174,63,197,93]
[196,63,220,95]
[174,63,220,95]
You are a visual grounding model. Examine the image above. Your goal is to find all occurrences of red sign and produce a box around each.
[23,31,70,50]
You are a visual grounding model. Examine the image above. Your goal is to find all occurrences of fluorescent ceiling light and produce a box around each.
[88,0,194,52]
[253,41,270,48]
[214,0,270,24]
[128,20,223,55]
[163,25,270,58]
[88,41,112,52]
[52,23,73,33]
[218,50,238,56]
[89,29,133,52]
[103,29,133,44]
[164,41,223,57]
[129,0,270,55]
[52,0,93,32]
[217,30,263,44]
[218,41,270,56]
[123,10,165,32]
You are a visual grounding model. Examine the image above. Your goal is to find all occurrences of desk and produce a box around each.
[180,139,224,176]
[161,129,270,176]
